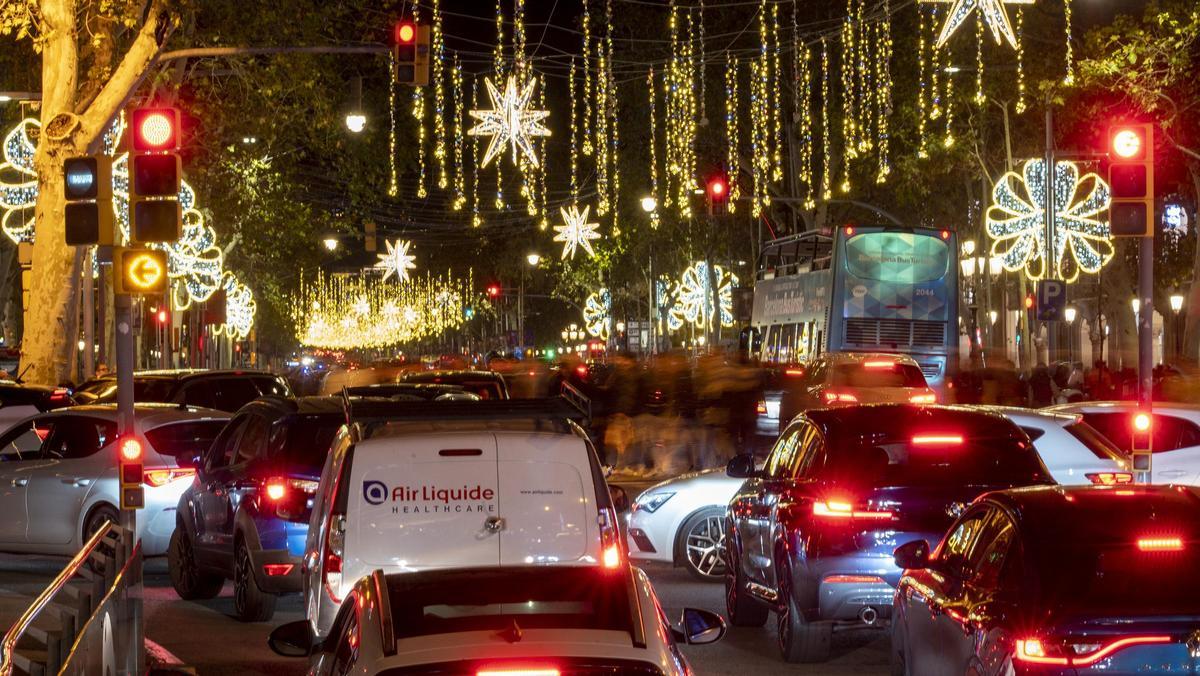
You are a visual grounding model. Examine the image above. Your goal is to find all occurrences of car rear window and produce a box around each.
[830,362,926,388]
[1064,421,1128,462]
[77,379,177,403]
[821,434,1051,487]
[385,568,634,640]
[379,659,665,675]
[271,418,340,471]
[145,420,228,461]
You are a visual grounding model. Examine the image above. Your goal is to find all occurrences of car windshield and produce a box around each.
[272,418,340,471]
[386,568,633,640]
[830,362,926,388]
[822,434,1050,488]
[144,420,227,461]
[76,379,176,403]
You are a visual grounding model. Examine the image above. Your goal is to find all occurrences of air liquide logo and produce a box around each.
[362,480,498,515]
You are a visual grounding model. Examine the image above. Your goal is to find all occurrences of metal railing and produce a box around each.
[0,522,141,676]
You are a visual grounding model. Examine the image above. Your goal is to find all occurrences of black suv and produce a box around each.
[74,369,291,412]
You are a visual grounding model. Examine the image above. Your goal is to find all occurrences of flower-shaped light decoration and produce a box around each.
[553,204,601,259]
[583,288,611,340]
[468,75,551,168]
[669,261,738,331]
[375,239,417,282]
[1,116,256,338]
[986,159,1113,284]
[923,0,1034,49]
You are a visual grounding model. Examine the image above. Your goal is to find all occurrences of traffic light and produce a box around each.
[118,437,144,510]
[486,283,501,299]
[63,156,114,246]
[114,247,168,295]
[706,176,728,216]
[1107,124,1154,237]
[394,20,431,86]
[129,107,182,243]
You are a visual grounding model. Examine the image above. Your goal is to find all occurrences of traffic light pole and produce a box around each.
[1137,234,1154,482]
[1043,96,1057,364]
[113,271,144,671]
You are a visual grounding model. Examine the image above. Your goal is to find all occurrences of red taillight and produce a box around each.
[911,434,963,445]
[940,229,951,240]
[143,467,195,487]
[1137,536,1183,552]
[909,392,937,404]
[756,400,768,415]
[49,387,70,404]
[823,574,885,584]
[264,479,286,501]
[812,500,892,520]
[477,668,561,676]
[1086,472,1134,485]
[844,226,855,236]
[598,506,623,570]
[263,563,294,576]
[863,359,896,369]
[784,367,805,377]
[822,391,858,404]
[1017,636,1172,666]
[602,544,621,568]
[575,365,587,377]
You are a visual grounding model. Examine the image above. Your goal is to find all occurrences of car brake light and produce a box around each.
[1137,537,1183,552]
[264,479,287,501]
[812,500,892,520]
[575,365,587,377]
[1017,636,1172,666]
[143,467,195,487]
[756,400,768,415]
[823,574,885,584]
[602,544,621,568]
[909,392,937,404]
[1015,639,1069,665]
[49,387,70,404]
[822,391,858,404]
[863,360,895,369]
[1086,472,1133,485]
[598,507,624,570]
[911,434,963,445]
[477,668,561,676]
[784,368,805,377]
[263,563,294,576]
[1071,636,1172,665]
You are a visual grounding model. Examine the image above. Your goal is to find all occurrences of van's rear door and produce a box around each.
[496,433,597,566]
[348,432,501,570]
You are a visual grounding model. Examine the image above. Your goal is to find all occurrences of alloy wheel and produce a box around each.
[685,514,727,577]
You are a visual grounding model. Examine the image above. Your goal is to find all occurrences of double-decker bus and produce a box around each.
[749,224,959,386]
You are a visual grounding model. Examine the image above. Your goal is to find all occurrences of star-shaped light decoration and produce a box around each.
[923,0,1034,49]
[468,75,551,168]
[375,239,417,282]
[986,159,1113,283]
[553,204,601,259]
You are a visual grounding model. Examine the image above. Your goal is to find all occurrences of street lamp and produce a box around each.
[963,240,977,256]
[345,76,366,133]
[960,257,976,276]
[1170,293,1185,363]
[1064,306,1077,324]
[1170,294,1185,313]
[322,237,339,252]
[526,253,541,267]
[640,196,657,213]
[988,256,1003,276]
[989,310,998,325]
[1131,297,1141,317]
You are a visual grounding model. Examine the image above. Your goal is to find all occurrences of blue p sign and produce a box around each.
[1036,279,1067,321]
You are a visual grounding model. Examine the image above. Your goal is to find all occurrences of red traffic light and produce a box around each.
[1111,128,1144,159]
[157,309,168,324]
[119,437,143,462]
[708,178,727,198]
[1133,412,1151,432]
[486,284,501,299]
[396,21,416,43]
[1024,294,1035,310]
[131,108,179,152]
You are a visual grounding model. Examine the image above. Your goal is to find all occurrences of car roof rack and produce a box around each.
[340,381,591,428]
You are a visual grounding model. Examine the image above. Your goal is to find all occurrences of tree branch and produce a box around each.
[78,0,175,153]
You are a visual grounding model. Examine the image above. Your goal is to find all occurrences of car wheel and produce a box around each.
[83,505,119,574]
[168,528,223,600]
[679,507,727,581]
[723,526,768,627]
[777,558,832,663]
[233,540,277,622]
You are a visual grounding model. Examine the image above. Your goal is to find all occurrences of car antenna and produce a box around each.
[13,363,32,384]
[496,619,523,644]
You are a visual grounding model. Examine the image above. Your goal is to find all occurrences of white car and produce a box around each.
[270,565,725,675]
[1047,401,1200,485]
[0,404,229,556]
[989,407,1131,485]
[303,398,624,639]
[627,469,743,580]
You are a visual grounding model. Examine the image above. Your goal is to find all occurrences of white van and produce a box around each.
[301,398,624,638]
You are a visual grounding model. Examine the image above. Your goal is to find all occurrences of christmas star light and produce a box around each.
[375,239,417,282]
[468,75,551,168]
[923,0,1033,49]
[553,204,601,259]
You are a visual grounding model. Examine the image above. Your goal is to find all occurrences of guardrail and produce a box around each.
[0,522,142,676]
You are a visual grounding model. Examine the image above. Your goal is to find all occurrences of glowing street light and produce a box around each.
[1064,306,1077,323]
[962,239,977,256]
[526,253,541,267]
[345,112,366,133]
[322,237,339,252]
[1170,294,1185,313]
[640,196,658,213]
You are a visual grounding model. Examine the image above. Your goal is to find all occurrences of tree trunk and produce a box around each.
[1181,166,1200,366]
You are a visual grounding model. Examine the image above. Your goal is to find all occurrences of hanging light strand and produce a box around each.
[876,0,893,183]
[595,37,610,215]
[451,53,465,210]
[796,37,815,207]
[724,53,740,213]
[648,66,660,227]
[770,1,783,182]
[840,0,857,162]
[1063,0,1075,84]
[855,0,870,153]
[974,12,986,105]
[930,4,942,121]
[432,0,447,189]
[471,76,482,226]
[697,0,706,124]
[943,43,955,148]
[493,0,504,209]
[1015,7,1026,114]
[917,4,928,158]
[569,56,580,202]
[820,37,832,200]
[413,2,427,198]
[581,0,594,156]
[606,0,620,231]
[538,74,549,229]
[388,52,398,197]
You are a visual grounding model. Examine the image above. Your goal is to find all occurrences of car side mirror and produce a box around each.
[267,620,314,657]
[671,608,727,645]
[726,454,757,479]
[608,485,630,513]
[893,539,931,570]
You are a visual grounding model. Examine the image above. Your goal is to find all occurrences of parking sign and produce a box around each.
[1036,279,1067,321]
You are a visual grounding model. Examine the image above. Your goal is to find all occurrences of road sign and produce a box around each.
[1036,279,1066,321]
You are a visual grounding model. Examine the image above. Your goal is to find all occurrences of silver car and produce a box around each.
[0,404,229,556]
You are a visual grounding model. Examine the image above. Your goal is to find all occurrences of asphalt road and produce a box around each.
[0,553,890,675]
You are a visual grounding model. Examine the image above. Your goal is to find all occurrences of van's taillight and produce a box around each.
[1017,636,1172,666]
[756,400,768,415]
[477,667,561,676]
[909,391,937,404]
[1137,536,1183,552]
[143,467,195,487]
[863,360,896,369]
[1086,472,1133,485]
[597,507,623,570]
[822,391,857,404]
[812,500,892,520]
[911,434,963,445]
[324,514,345,603]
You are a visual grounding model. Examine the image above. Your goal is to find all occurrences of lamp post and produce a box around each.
[1170,293,1184,363]
[1064,306,1077,364]
[519,254,541,352]
[345,76,366,133]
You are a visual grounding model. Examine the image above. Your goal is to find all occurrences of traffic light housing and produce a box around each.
[63,156,114,246]
[394,21,431,86]
[129,107,183,243]
[114,247,169,295]
[118,437,144,510]
[1107,124,1154,238]
[706,176,728,216]
[486,283,501,299]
